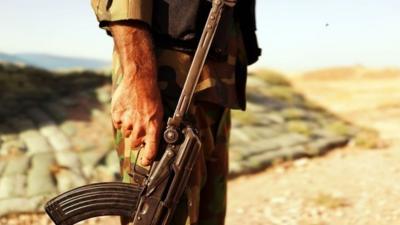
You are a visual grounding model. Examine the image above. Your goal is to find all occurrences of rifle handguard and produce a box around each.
[45,182,143,225]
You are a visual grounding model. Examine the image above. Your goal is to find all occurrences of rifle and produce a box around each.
[45,1,234,224]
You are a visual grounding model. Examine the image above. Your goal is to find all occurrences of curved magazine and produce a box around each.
[45,182,142,225]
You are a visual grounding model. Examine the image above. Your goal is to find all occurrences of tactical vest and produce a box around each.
[152,0,261,65]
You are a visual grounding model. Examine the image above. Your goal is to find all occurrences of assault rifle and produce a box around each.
[45,1,234,224]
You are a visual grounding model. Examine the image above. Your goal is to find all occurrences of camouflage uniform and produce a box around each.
[91,1,250,224]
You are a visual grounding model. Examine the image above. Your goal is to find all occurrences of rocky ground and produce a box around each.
[1,64,385,224]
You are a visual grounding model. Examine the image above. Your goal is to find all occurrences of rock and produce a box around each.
[238,141,280,159]
[72,139,96,152]
[252,126,283,138]
[230,129,252,143]
[90,165,115,182]
[79,150,108,168]
[228,161,244,177]
[246,101,268,113]
[279,146,308,160]
[0,139,27,156]
[0,133,19,143]
[239,126,266,140]
[232,128,307,158]
[231,111,258,126]
[232,112,275,127]
[3,155,30,176]
[79,149,109,177]
[247,91,270,104]
[9,116,54,154]
[0,175,26,198]
[228,149,243,162]
[287,120,312,136]
[27,108,72,152]
[0,196,45,216]
[242,146,306,173]
[311,129,338,139]
[45,128,72,152]
[239,133,308,159]
[27,153,57,196]
[264,113,285,124]
[230,119,242,129]
[244,152,277,170]
[19,129,53,154]
[307,136,349,156]
[55,170,87,193]
[55,151,82,174]
[281,108,307,120]
[105,150,120,176]
[272,133,309,147]
[60,121,77,136]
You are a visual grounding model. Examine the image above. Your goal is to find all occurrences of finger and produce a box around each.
[111,112,123,129]
[122,125,132,137]
[141,122,162,166]
[114,121,122,129]
[110,102,124,129]
[121,115,133,138]
[130,134,145,150]
[130,125,146,149]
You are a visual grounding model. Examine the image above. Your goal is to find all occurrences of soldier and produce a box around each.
[90,0,260,224]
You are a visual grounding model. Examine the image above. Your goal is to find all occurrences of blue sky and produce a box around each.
[1,0,399,72]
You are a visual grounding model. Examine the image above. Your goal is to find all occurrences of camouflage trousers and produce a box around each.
[112,51,231,225]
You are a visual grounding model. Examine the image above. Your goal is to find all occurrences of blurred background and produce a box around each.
[0,1,400,225]
[1,0,400,72]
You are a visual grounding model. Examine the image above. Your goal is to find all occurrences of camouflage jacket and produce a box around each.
[91,0,258,110]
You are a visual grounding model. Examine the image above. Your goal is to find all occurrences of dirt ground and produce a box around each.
[225,73,400,225]
[4,72,399,225]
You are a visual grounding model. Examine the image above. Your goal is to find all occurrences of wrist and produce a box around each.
[120,60,157,85]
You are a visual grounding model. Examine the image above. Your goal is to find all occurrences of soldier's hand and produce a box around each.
[110,21,163,166]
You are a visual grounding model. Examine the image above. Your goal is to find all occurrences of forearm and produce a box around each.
[110,21,157,85]
[109,21,163,166]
